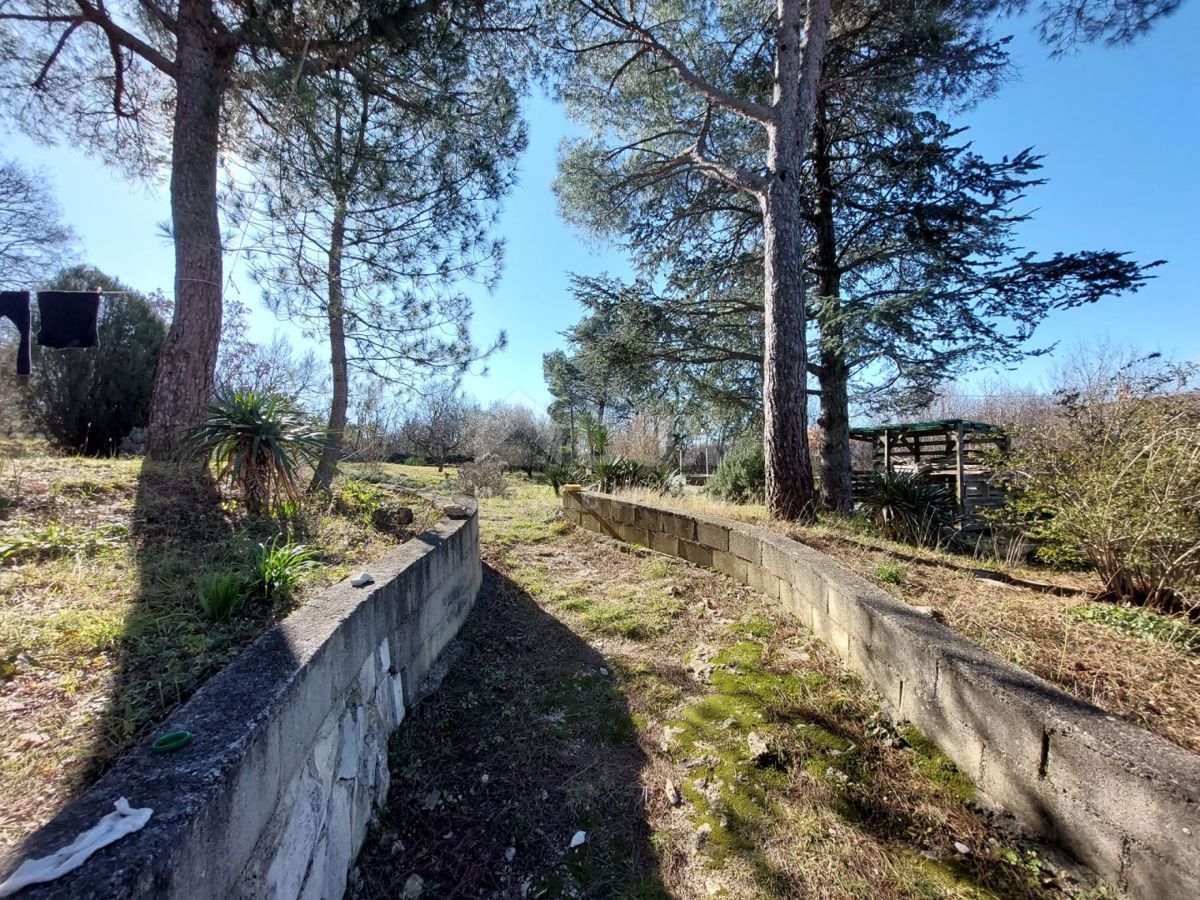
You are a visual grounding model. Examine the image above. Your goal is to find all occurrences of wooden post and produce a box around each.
[883,430,891,474]
[955,421,966,512]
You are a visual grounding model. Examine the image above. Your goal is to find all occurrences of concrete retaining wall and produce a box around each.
[563,490,1200,899]
[6,500,482,900]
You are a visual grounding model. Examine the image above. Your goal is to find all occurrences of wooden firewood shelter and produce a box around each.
[849,418,1011,521]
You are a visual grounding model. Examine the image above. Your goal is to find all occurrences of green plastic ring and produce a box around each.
[151,730,192,754]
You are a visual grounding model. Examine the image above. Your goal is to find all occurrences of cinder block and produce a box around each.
[562,491,582,511]
[847,637,903,711]
[761,572,781,601]
[609,499,635,525]
[680,540,714,568]
[634,504,663,532]
[660,511,698,542]
[649,531,679,557]
[728,529,762,565]
[697,521,730,552]
[809,607,851,656]
[745,563,765,593]
[711,549,748,582]
[1043,724,1200,868]
[1124,836,1200,900]
[618,524,650,546]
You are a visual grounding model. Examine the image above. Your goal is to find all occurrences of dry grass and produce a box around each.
[0,446,438,851]
[610,488,1200,754]
[354,479,1109,899]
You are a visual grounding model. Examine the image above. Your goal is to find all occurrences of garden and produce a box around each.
[0,421,444,850]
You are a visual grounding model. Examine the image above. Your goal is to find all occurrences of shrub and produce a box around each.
[253,537,316,603]
[335,478,388,519]
[705,437,765,504]
[196,571,243,622]
[994,362,1200,613]
[456,455,508,498]
[186,389,327,516]
[21,266,166,455]
[855,472,951,547]
[874,561,907,586]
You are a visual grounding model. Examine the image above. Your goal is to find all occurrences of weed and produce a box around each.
[874,560,907,586]
[1071,603,1200,654]
[196,570,244,622]
[0,522,125,564]
[252,537,317,603]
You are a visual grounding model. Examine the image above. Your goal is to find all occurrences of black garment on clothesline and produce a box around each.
[0,291,32,376]
[37,291,101,349]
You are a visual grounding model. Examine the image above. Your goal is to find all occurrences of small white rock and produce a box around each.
[505,847,516,862]
[569,830,587,849]
[402,874,424,899]
[351,572,375,588]
[481,772,489,783]
[666,779,681,807]
[953,841,971,855]
[599,667,609,676]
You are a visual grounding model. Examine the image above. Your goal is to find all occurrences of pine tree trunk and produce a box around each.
[758,0,829,523]
[146,0,227,461]
[818,356,854,513]
[311,199,349,493]
[760,167,817,523]
[811,96,853,514]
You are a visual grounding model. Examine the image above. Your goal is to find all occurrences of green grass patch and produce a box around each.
[1071,602,1200,654]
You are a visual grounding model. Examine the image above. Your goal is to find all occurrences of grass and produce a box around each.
[354,476,1108,899]
[604,486,1200,755]
[0,446,439,848]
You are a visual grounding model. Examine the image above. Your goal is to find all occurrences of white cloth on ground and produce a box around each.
[0,798,152,897]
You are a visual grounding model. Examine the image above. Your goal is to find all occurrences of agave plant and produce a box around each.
[185,390,327,516]
[856,472,952,547]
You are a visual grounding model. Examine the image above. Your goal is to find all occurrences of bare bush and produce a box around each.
[456,455,509,498]
[996,358,1200,614]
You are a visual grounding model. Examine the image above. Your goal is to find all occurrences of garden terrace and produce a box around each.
[850,419,1010,521]
[353,475,1110,899]
[0,445,441,852]
[563,488,1200,898]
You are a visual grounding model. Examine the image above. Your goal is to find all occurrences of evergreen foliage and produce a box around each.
[22,266,166,456]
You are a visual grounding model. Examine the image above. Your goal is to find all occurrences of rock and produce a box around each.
[402,873,424,898]
[505,847,516,862]
[421,789,441,811]
[695,823,712,847]
[666,779,681,807]
[660,725,684,752]
[569,830,587,849]
[599,666,609,676]
[442,503,470,519]
[747,732,770,760]
[953,841,971,856]
[351,572,375,588]
[372,505,414,533]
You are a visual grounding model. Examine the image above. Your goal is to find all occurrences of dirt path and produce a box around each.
[353,484,1107,899]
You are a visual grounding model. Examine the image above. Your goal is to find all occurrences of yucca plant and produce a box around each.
[185,390,328,516]
[253,537,317,604]
[856,472,952,547]
[196,570,243,622]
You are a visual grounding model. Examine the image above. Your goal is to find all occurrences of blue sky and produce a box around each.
[5,4,1197,412]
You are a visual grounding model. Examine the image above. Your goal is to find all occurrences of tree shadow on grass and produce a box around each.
[354,563,666,899]
[77,460,281,791]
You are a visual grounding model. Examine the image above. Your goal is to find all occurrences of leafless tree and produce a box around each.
[0,157,76,283]
[0,0,520,460]
[402,382,474,471]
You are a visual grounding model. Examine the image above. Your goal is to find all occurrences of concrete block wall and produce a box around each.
[6,500,482,900]
[563,490,1200,899]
